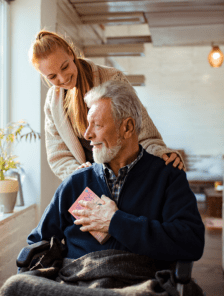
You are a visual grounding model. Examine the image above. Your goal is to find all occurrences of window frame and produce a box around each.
[0,0,10,129]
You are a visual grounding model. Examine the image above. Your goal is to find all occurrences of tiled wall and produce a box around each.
[0,205,37,287]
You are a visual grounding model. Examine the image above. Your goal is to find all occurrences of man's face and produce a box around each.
[84,99,122,164]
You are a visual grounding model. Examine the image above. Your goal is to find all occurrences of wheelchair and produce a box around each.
[16,240,195,296]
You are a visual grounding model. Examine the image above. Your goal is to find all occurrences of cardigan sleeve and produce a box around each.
[44,88,83,181]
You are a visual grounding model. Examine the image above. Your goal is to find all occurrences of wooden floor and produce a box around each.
[192,202,224,296]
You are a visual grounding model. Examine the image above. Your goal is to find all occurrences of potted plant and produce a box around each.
[0,121,40,213]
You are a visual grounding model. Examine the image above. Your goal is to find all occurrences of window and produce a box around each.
[0,0,10,129]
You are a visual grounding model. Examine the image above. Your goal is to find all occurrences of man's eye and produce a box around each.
[62,65,68,70]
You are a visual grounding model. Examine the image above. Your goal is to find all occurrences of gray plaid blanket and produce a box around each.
[0,237,204,296]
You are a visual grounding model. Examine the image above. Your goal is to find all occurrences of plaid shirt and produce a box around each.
[103,146,143,205]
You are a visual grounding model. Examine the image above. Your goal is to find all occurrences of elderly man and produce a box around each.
[0,81,204,296]
[25,80,204,261]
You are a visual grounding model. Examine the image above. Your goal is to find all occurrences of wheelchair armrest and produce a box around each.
[16,240,50,268]
[175,260,193,285]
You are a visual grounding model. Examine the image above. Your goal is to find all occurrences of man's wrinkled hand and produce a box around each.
[73,195,118,233]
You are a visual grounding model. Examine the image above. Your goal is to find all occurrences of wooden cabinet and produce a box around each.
[204,188,223,218]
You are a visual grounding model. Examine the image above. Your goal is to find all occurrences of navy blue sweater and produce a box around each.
[28,150,205,261]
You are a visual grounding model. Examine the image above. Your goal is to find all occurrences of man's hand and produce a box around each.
[77,162,92,170]
[162,152,185,171]
[73,195,118,233]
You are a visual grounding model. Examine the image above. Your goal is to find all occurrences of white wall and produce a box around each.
[106,25,224,156]
[10,0,42,207]
[10,0,61,219]
[39,0,61,218]
[134,45,224,156]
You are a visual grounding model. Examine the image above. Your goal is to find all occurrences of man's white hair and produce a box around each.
[84,80,142,135]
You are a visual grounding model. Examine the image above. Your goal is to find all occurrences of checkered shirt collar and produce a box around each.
[103,145,143,175]
[102,146,143,204]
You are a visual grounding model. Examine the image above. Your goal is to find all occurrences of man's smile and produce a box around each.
[91,142,103,150]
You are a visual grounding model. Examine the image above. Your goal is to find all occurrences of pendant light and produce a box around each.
[208,45,224,68]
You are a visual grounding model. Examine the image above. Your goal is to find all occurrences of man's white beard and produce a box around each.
[93,140,122,164]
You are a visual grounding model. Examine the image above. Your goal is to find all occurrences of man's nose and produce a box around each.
[84,126,92,141]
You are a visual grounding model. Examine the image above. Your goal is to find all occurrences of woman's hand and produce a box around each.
[162,153,185,171]
[77,162,92,170]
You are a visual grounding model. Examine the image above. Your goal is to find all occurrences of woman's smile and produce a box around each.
[62,75,73,86]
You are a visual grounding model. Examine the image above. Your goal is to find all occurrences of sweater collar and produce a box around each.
[103,145,144,177]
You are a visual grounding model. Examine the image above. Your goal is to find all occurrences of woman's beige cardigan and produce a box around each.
[44,60,181,181]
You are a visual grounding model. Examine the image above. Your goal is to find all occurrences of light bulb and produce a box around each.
[212,52,221,60]
[208,46,224,68]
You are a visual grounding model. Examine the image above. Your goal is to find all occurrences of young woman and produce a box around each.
[29,30,184,181]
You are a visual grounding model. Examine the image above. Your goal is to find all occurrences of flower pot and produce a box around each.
[0,178,19,213]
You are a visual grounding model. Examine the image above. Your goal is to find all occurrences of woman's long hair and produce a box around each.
[29,30,93,137]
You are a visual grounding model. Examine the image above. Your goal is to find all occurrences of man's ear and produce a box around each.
[121,117,135,139]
